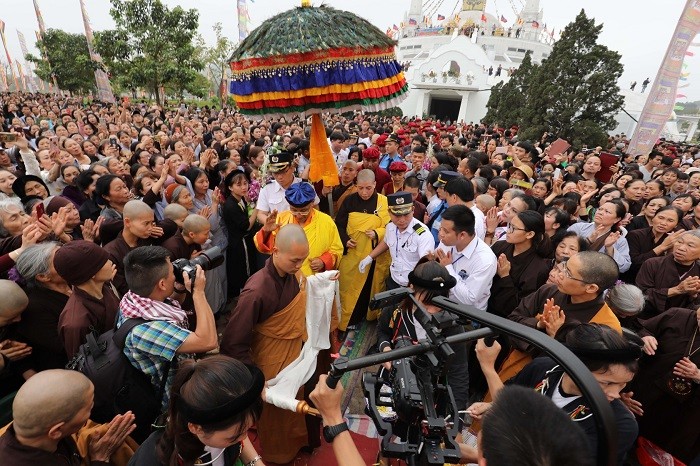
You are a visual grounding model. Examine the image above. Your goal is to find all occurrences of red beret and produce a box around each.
[389,161,408,172]
[363,147,381,160]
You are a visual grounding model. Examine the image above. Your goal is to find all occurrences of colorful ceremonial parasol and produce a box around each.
[229,1,408,188]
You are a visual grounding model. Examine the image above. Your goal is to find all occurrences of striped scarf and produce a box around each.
[119,291,188,327]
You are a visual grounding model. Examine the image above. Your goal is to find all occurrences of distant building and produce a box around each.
[396,0,554,123]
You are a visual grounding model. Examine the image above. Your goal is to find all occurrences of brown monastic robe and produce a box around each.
[636,254,700,317]
[220,259,309,464]
[630,307,700,462]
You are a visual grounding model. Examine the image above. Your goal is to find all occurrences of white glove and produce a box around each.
[358,255,373,273]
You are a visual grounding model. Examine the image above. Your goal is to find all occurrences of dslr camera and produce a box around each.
[172,246,224,284]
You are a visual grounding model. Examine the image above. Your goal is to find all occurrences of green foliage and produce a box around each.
[94,0,204,104]
[199,23,236,100]
[675,101,700,115]
[483,52,537,127]
[26,29,97,95]
[517,10,624,147]
[231,5,395,61]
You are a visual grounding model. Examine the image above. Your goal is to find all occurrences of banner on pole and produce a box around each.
[628,0,700,155]
[79,0,115,103]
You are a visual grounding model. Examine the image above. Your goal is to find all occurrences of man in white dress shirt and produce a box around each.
[443,176,486,241]
[435,204,497,310]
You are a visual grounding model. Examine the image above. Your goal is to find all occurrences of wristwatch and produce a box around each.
[322,422,349,443]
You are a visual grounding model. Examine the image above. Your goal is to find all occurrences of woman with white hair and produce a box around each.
[636,229,700,317]
[13,242,71,370]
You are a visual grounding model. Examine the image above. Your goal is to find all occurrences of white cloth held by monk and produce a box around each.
[265,270,339,411]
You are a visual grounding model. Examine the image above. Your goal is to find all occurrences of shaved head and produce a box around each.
[183,214,210,235]
[13,369,93,438]
[0,280,28,325]
[163,203,188,222]
[123,199,154,220]
[275,224,309,252]
[357,169,376,183]
[273,224,309,276]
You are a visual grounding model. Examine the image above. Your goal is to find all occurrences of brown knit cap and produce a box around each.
[53,240,110,286]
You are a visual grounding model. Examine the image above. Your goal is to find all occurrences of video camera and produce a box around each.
[172,246,224,284]
[362,288,462,465]
[324,290,620,466]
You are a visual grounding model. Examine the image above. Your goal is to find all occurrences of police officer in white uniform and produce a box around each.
[256,151,319,224]
[359,192,434,289]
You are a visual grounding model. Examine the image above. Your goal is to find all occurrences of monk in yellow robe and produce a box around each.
[255,182,344,277]
[336,169,392,331]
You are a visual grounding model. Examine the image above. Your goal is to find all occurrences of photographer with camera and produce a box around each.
[117,245,217,415]
[376,259,470,419]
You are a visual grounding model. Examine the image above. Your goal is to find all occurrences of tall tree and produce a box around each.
[94,0,203,103]
[483,51,536,128]
[26,29,97,95]
[200,22,236,100]
[518,10,624,147]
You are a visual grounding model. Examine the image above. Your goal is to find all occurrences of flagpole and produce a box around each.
[33,0,60,94]
[17,30,39,93]
[237,0,250,41]
[78,0,115,103]
[0,22,20,92]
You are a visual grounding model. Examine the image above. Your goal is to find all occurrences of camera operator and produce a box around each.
[309,376,594,466]
[376,259,470,419]
[117,246,217,414]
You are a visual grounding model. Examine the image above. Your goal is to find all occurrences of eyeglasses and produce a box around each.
[289,208,312,217]
[560,261,588,283]
[506,223,527,233]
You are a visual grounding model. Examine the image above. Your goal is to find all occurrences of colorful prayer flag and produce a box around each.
[481,13,487,22]
[0,64,7,91]
[677,94,687,98]
[79,0,115,102]
[409,18,417,25]
[437,14,445,21]
[237,0,249,41]
[500,15,507,23]
[393,24,399,31]
[686,51,695,56]
[628,0,700,156]
[33,0,46,35]
[532,21,540,28]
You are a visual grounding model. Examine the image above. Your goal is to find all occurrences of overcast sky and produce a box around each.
[2,0,696,100]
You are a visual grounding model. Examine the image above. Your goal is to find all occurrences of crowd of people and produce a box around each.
[0,91,698,465]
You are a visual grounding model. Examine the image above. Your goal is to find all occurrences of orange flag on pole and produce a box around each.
[309,113,339,187]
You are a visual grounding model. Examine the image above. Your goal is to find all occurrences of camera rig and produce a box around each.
[325,288,618,466]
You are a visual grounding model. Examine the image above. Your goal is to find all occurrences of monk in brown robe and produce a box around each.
[220,224,312,464]
[329,159,358,215]
[636,230,700,317]
[629,307,700,462]
[161,214,209,261]
[504,251,622,376]
[468,252,624,433]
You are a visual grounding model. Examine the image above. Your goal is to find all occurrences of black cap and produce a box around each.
[387,191,413,215]
[268,151,294,173]
[433,170,460,188]
[385,133,401,144]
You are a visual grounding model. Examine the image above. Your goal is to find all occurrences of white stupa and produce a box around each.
[395,0,554,123]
